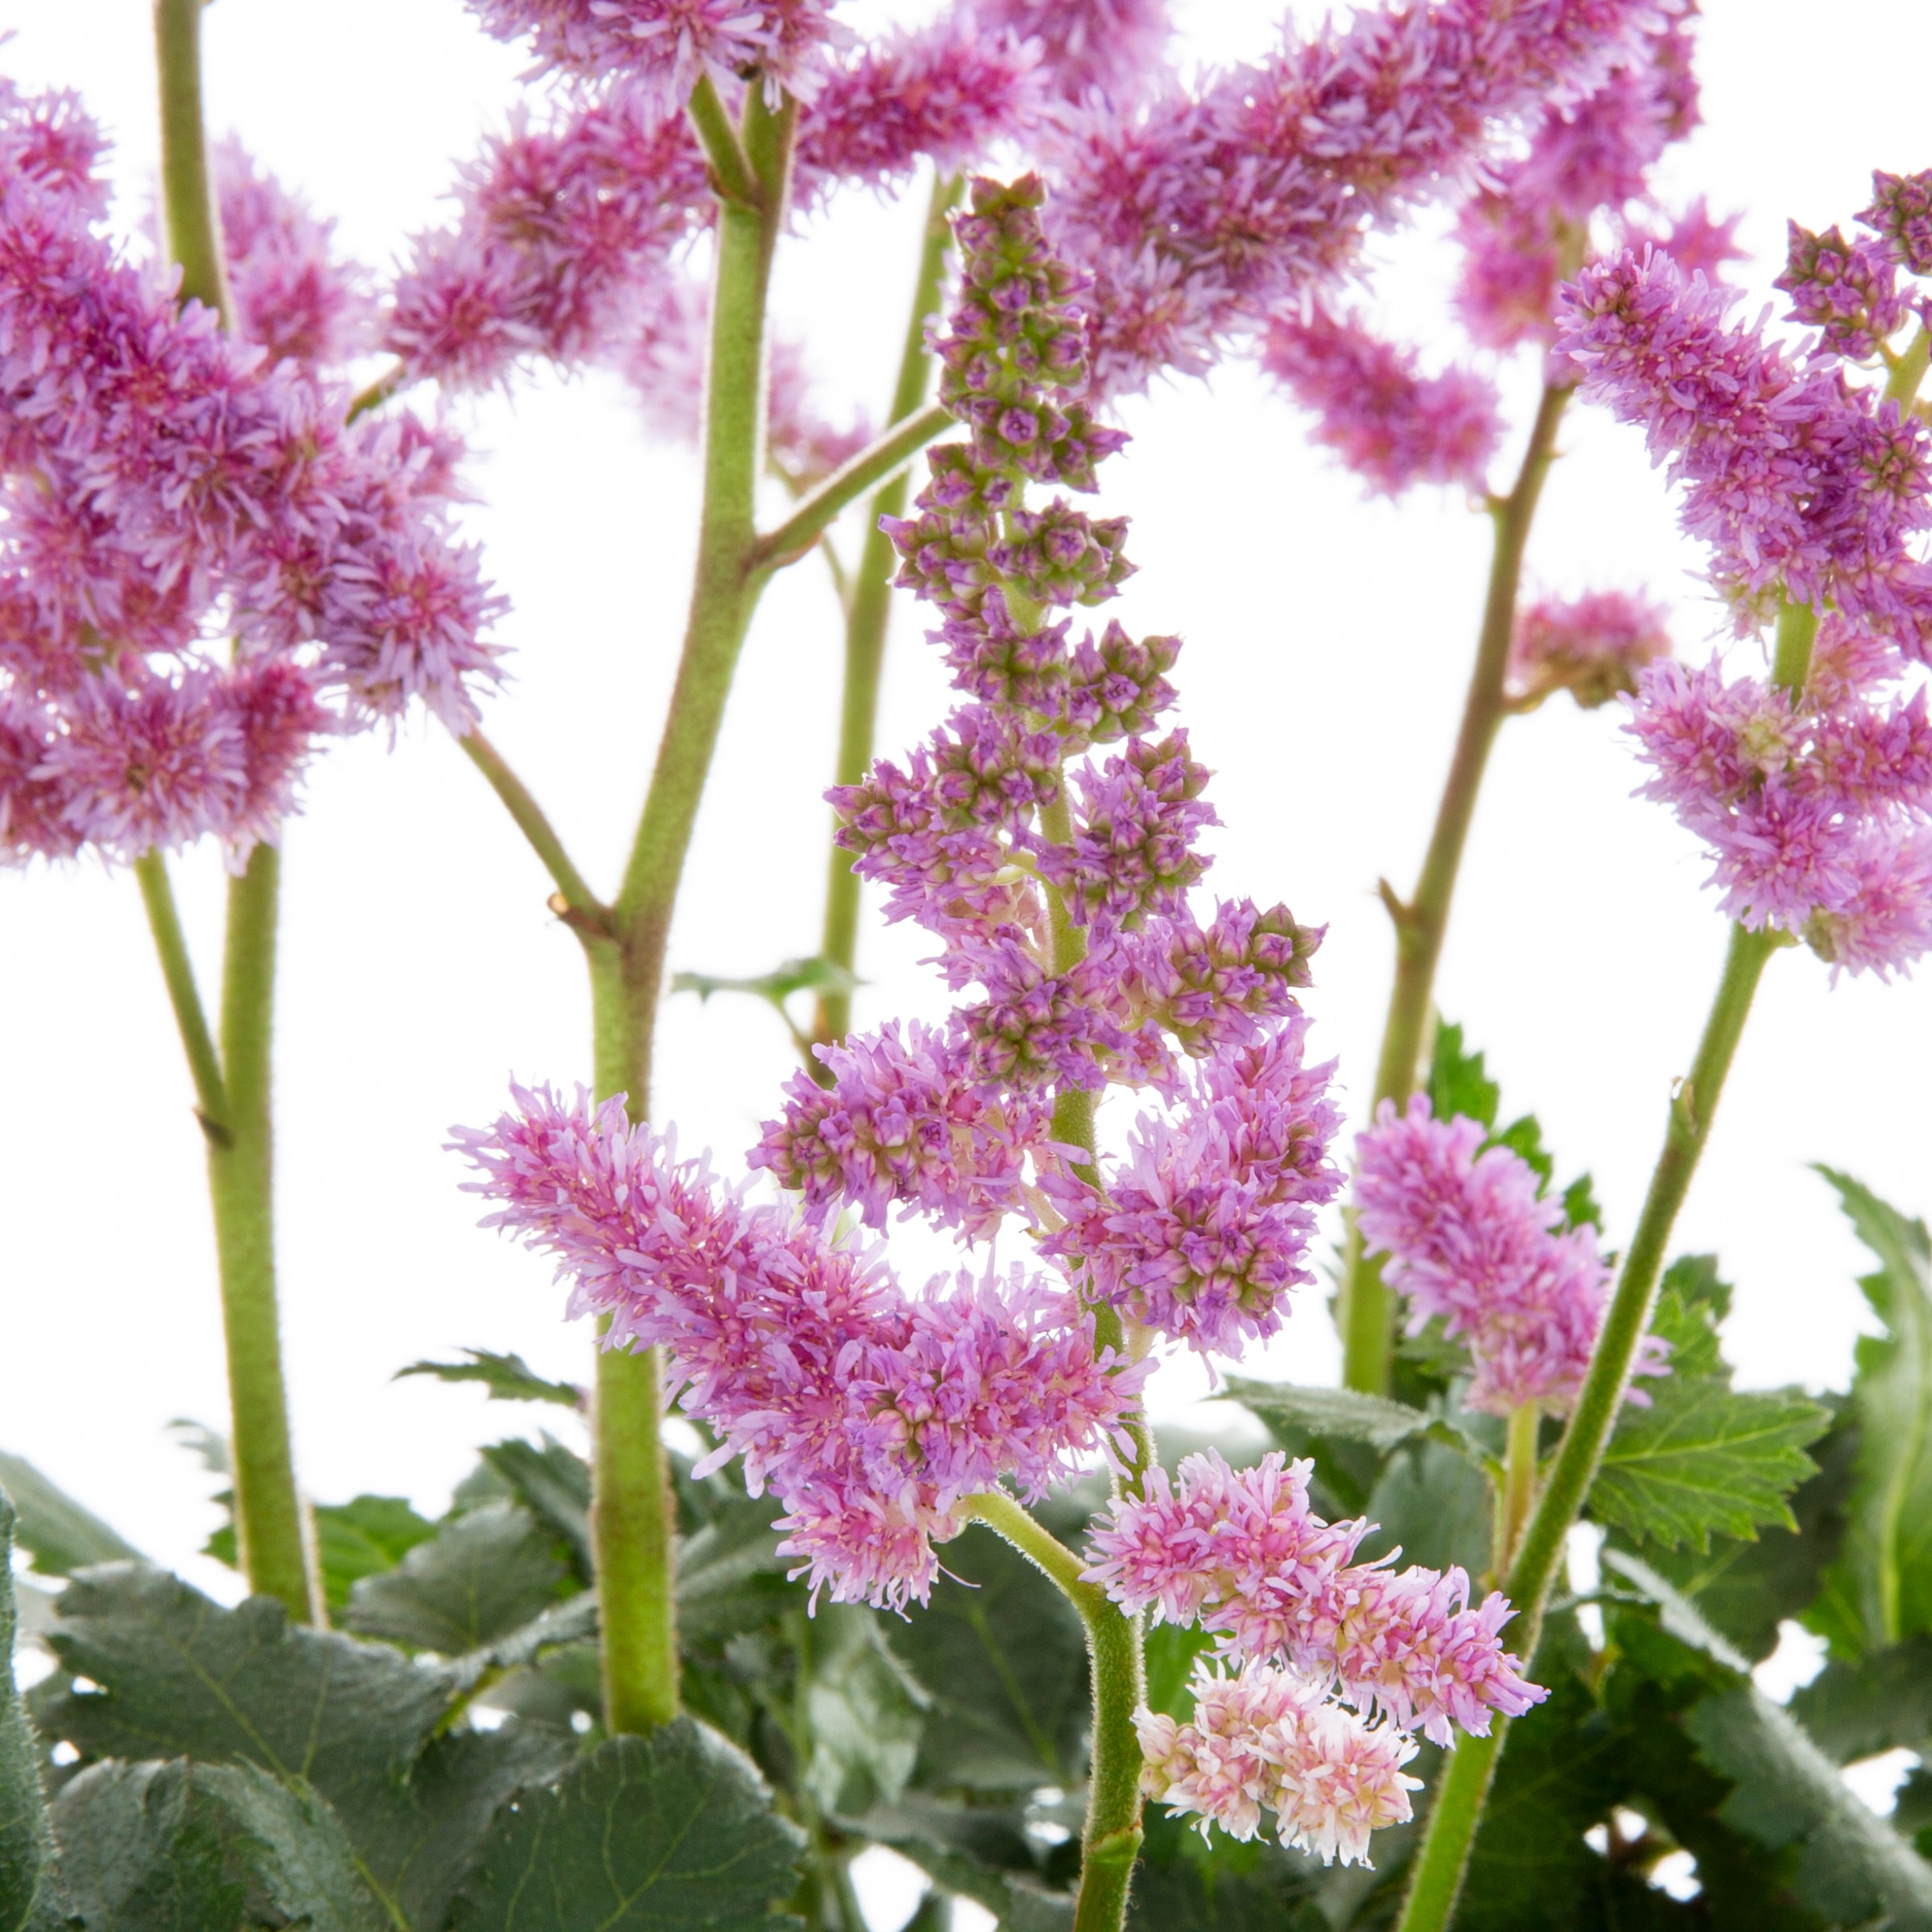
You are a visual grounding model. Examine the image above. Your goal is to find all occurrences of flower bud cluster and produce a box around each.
[0,94,502,869]
[1776,220,1913,363]
[1355,1097,1669,1415]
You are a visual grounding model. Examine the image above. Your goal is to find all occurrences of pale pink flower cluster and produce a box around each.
[1087,1450,1542,1746]
[456,1084,1148,1609]
[1508,588,1673,708]
[1135,1665,1422,1866]
[1354,1096,1667,1416]
[0,92,502,867]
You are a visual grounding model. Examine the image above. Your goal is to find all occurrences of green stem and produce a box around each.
[685,72,761,208]
[149,0,315,1624]
[1395,918,1782,1932]
[459,731,609,931]
[588,83,797,1738]
[810,171,961,1054]
[153,0,231,324]
[1884,324,1930,407]
[967,1493,1146,1932]
[134,852,229,1140]
[208,845,316,1622]
[1340,382,1572,1395]
[1496,1402,1539,1575]
[752,403,955,569]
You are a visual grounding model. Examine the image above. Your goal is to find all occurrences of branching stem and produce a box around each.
[1339,383,1573,1394]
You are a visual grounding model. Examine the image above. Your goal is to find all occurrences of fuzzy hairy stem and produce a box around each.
[148,0,316,1624]
[585,84,798,1738]
[968,1493,1146,1932]
[1339,382,1572,1395]
[1496,1402,1540,1575]
[810,171,961,1057]
[460,731,609,931]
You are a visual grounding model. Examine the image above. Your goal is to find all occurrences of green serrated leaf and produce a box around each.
[39,1565,453,1864]
[448,1720,804,1930]
[52,1758,386,1932]
[1592,1380,1828,1552]
[891,1521,1089,1794]
[344,1501,572,1655]
[1810,1170,1932,1660]
[1141,1623,1216,1725]
[0,1488,66,1932]
[1128,1802,1327,1930]
[1649,1257,1734,1384]
[312,1495,438,1616]
[477,1437,592,1583]
[0,1455,142,1579]
[1427,1020,1499,1131]
[396,1350,584,1410]
[1490,1114,1554,1188]
[1559,1172,1603,1234]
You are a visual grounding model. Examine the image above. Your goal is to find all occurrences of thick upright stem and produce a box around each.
[811,171,960,1052]
[148,0,315,1623]
[588,85,797,1738]
[154,0,231,324]
[1340,384,1572,1394]
[210,847,316,1621]
[968,1493,1145,1932]
[1496,1402,1539,1574]
[1395,918,1782,1932]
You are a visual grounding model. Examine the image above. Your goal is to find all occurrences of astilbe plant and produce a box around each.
[9,2,1932,1930]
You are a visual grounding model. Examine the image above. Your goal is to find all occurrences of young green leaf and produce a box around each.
[478,1438,592,1581]
[1221,1379,1448,1455]
[1427,1020,1499,1131]
[0,1454,142,1579]
[52,1759,387,1932]
[1809,1170,1932,1659]
[448,1722,805,1930]
[802,1605,928,1820]
[312,1496,438,1614]
[395,1350,584,1410]
[343,1502,573,1655]
[1592,1381,1830,1551]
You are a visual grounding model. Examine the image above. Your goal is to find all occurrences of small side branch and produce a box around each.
[459,731,612,937]
[751,404,956,571]
[685,72,761,208]
[134,850,231,1143]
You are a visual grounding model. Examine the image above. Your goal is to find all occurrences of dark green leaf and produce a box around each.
[0,1455,142,1578]
[1560,1172,1604,1234]
[480,1438,592,1583]
[1358,1439,1493,1579]
[859,1802,1071,1932]
[38,1564,454,1863]
[1592,1381,1828,1551]
[803,1606,927,1819]
[674,1488,793,1654]
[0,1488,65,1932]
[312,1496,438,1616]
[1127,1802,1325,1931]
[1142,1623,1216,1724]
[395,1350,584,1410]
[891,1521,1088,1794]
[51,1758,386,1932]
[344,1502,571,1654]
[1810,1170,1932,1659]
[1457,1674,1631,1932]
[1789,1637,1932,1763]
[448,1721,803,1930]
[1426,1020,1498,1131]
[1688,1687,1932,1929]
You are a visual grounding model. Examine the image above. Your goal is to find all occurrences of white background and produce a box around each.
[2,0,1930,1623]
